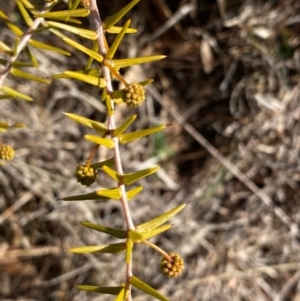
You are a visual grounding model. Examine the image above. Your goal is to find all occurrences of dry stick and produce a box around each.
[88,1,134,300]
[148,85,292,227]
[274,269,300,301]
[147,2,195,43]
[35,262,93,288]
[0,190,33,223]
[2,246,60,260]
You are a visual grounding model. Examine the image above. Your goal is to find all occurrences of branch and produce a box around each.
[88,1,135,299]
[0,4,50,88]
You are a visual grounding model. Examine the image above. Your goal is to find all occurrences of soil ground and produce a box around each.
[1,0,300,300]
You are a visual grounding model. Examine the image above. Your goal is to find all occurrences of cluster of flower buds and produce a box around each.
[0,144,14,161]
[124,83,146,107]
[161,252,184,278]
[74,164,97,186]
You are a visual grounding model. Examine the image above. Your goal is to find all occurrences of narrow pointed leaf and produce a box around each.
[124,166,160,185]
[126,239,133,263]
[111,55,166,69]
[97,188,121,200]
[71,0,84,10]
[142,224,172,240]
[13,122,26,128]
[102,165,121,182]
[1,86,32,101]
[77,285,122,295]
[130,276,170,301]
[107,26,137,34]
[96,188,122,199]
[139,79,154,87]
[127,186,144,201]
[85,41,99,69]
[46,21,97,40]
[70,67,101,77]
[61,192,110,201]
[63,113,107,133]
[136,204,186,232]
[29,39,71,55]
[114,114,137,137]
[91,157,115,169]
[0,10,23,36]
[105,94,114,116]
[0,58,34,68]
[0,95,15,100]
[11,68,51,84]
[119,125,166,144]
[0,123,8,127]
[51,29,103,63]
[35,8,90,18]
[0,41,12,53]
[103,33,110,51]
[85,135,114,148]
[24,45,38,67]
[13,38,20,56]
[16,0,33,26]
[107,19,131,59]
[62,188,122,201]
[55,71,106,87]
[70,243,126,254]
[80,221,126,239]
[114,288,126,301]
[0,122,25,128]
[49,17,83,25]
[103,0,139,29]
[19,0,35,11]
[101,88,106,102]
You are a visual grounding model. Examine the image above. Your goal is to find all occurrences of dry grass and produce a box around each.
[1,0,300,300]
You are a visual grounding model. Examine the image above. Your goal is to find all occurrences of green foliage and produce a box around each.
[0,0,185,300]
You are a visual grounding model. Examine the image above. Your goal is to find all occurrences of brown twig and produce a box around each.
[88,1,135,299]
[34,262,93,288]
[0,4,50,88]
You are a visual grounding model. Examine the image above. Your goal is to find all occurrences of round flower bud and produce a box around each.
[160,252,184,278]
[0,144,15,161]
[74,164,97,187]
[124,83,145,107]
[81,0,90,7]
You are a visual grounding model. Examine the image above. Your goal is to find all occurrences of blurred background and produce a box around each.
[1,0,300,300]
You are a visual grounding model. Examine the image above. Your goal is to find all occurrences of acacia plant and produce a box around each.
[0,0,185,300]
